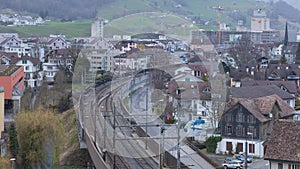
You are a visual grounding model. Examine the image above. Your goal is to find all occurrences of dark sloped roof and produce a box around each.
[46,48,78,59]
[187,62,208,73]
[167,81,211,100]
[230,65,265,81]
[18,56,40,65]
[0,52,19,64]
[264,120,300,163]
[231,85,294,100]
[241,80,297,94]
[225,95,294,122]
[266,63,300,79]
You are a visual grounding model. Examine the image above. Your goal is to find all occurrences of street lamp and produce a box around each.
[245,132,253,169]
[10,158,16,169]
[160,126,166,169]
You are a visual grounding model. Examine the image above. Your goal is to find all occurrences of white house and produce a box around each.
[42,49,77,82]
[15,57,41,88]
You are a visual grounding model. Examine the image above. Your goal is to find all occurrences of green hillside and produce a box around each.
[0,0,292,38]
[98,0,267,25]
[0,21,92,38]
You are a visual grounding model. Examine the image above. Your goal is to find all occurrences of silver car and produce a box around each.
[222,160,244,169]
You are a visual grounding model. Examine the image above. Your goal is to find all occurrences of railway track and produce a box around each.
[97,89,158,169]
[84,77,158,169]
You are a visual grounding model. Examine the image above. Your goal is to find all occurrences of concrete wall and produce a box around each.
[218,138,264,158]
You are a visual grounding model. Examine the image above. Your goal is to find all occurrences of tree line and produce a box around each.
[0,0,115,20]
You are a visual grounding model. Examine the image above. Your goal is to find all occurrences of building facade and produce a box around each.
[0,66,24,114]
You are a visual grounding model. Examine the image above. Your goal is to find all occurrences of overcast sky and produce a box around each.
[285,0,300,9]
[263,0,300,10]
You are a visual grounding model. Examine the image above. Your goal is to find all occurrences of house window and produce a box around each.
[278,163,283,169]
[226,142,232,152]
[202,101,206,107]
[236,125,244,136]
[225,125,232,135]
[193,104,197,110]
[22,60,27,64]
[237,143,243,153]
[248,115,256,123]
[225,114,232,122]
[249,143,255,153]
[25,66,29,70]
[288,164,300,169]
[203,87,211,92]
[237,113,243,122]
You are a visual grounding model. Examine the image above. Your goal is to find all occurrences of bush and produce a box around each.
[205,135,222,153]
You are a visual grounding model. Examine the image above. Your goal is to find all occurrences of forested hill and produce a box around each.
[0,0,111,19]
[0,0,265,20]
[0,0,300,24]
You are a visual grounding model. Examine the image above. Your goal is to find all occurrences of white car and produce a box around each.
[222,160,244,169]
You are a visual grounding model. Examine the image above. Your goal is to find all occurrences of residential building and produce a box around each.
[250,9,270,32]
[230,85,295,108]
[217,95,294,158]
[261,30,280,44]
[282,42,298,63]
[264,120,300,169]
[114,48,166,73]
[257,56,269,70]
[0,52,41,88]
[39,35,69,52]
[266,63,300,86]
[15,57,41,88]
[0,66,24,114]
[229,65,265,87]
[82,48,118,72]
[187,62,208,78]
[167,78,213,128]
[0,52,19,65]
[91,19,104,38]
[0,35,32,57]
[43,49,78,82]
[191,29,281,50]
[241,80,297,96]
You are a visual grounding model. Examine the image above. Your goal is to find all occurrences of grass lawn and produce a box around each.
[0,21,92,38]
[106,12,200,36]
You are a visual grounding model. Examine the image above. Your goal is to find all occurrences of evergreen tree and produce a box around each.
[280,54,287,64]
[202,74,209,82]
[9,123,19,157]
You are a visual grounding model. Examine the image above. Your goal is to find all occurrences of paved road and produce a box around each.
[207,153,270,169]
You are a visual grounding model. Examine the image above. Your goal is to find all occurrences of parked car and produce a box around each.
[224,157,243,163]
[222,160,244,169]
[235,153,253,163]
